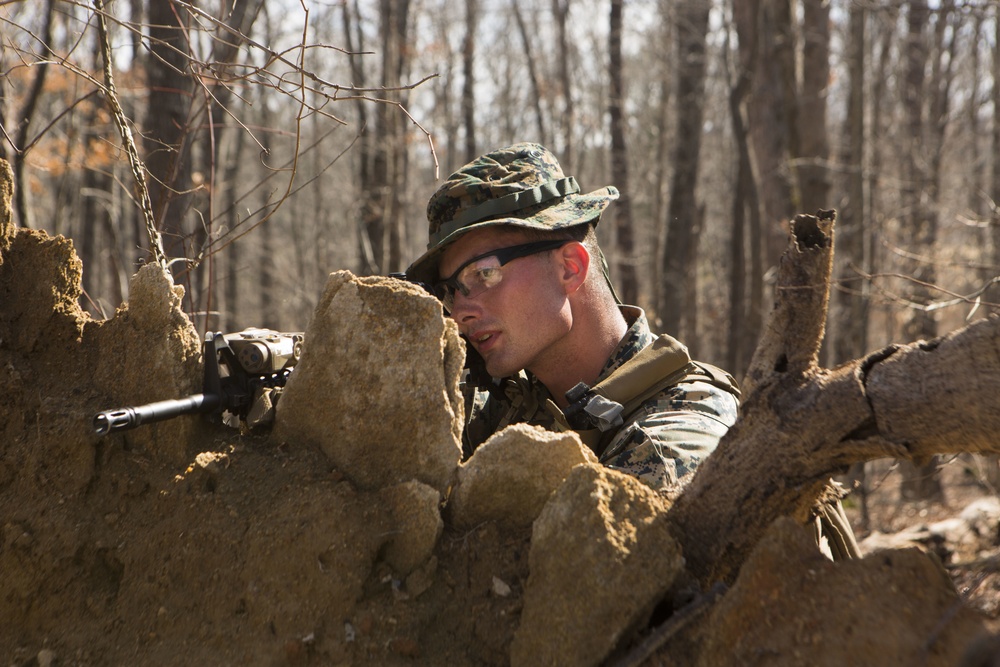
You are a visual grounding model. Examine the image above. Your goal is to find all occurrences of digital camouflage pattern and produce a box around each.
[406,142,619,284]
[462,307,740,492]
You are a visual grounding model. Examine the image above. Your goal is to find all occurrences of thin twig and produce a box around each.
[200,129,356,258]
[860,272,1000,313]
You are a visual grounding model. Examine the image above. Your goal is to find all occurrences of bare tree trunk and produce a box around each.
[730,0,789,373]
[343,0,377,275]
[660,0,709,341]
[128,0,144,59]
[363,0,409,274]
[984,5,1000,324]
[797,0,831,213]
[498,35,517,142]
[222,129,247,331]
[868,5,897,348]
[726,115,749,376]
[898,0,942,503]
[512,2,548,149]
[651,7,672,321]
[145,0,194,302]
[208,0,262,331]
[736,0,796,271]
[993,5,1000,299]
[368,0,393,274]
[145,0,192,250]
[461,0,477,163]
[746,183,764,379]
[388,111,409,273]
[12,0,56,230]
[608,0,636,305]
[386,0,411,274]
[724,16,761,379]
[551,0,574,172]
[0,32,6,163]
[435,17,459,173]
[257,7,278,331]
[685,205,703,359]
[79,29,106,313]
[899,1,935,344]
[968,13,986,219]
[833,2,869,367]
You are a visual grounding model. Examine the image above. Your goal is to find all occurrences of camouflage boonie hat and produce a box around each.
[406,142,619,284]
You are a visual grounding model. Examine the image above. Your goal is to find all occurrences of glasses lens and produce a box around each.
[439,284,456,313]
[433,283,455,311]
[437,256,503,312]
[436,240,568,312]
[456,256,502,300]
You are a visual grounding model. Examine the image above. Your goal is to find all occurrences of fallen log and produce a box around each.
[667,210,1000,586]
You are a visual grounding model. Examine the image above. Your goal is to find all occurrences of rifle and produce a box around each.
[93,328,303,436]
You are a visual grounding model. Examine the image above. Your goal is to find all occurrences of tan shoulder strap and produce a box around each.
[563,334,690,433]
[563,334,740,436]
[590,334,691,407]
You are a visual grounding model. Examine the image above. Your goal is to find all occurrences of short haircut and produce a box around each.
[496,222,613,297]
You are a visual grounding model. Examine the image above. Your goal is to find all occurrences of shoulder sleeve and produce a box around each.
[599,380,739,491]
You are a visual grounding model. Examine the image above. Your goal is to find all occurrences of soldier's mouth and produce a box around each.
[472,331,499,354]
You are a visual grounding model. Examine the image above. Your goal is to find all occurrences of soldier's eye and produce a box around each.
[471,266,501,286]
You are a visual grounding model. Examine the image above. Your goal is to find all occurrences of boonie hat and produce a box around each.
[406,142,619,284]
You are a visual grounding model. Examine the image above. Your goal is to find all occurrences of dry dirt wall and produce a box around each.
[1,157,994,666]
[0,164,675,663]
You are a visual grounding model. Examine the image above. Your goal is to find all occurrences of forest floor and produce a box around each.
[846,457,1000,632]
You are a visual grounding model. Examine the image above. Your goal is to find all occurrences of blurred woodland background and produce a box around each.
[2,0,998,399]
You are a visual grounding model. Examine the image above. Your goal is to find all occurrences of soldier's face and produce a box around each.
[439,227,572,378]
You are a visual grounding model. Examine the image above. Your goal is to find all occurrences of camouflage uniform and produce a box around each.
[406,142,739,493]
[406,142,858,555]
[463,306,739,492]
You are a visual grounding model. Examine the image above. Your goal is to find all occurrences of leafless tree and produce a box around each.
[660,0,710,348]
[608,0,636,305]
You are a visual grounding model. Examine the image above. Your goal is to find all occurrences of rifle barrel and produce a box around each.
[93,393,224,436]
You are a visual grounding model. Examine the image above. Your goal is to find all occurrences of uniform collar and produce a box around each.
[596,305,655,382]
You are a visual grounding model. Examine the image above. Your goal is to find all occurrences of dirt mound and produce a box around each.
[0,157,994,666]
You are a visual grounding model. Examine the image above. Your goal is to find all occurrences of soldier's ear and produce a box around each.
[556,241,589,294]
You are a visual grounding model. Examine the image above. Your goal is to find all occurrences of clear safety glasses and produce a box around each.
[433,240,570,312]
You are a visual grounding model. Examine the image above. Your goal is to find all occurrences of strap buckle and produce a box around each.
[563,382,624,432]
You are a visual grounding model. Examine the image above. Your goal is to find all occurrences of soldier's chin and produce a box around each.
[484,357,519,380]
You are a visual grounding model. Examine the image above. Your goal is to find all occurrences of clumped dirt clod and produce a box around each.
[1,156,995,666]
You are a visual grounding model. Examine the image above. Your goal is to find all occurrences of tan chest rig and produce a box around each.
[488,334,740,458]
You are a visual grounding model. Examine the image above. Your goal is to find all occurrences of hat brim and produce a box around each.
[406,186,619,285]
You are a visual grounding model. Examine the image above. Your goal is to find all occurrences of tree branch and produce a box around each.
[742,210,836,395]
[92,0,168,272]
